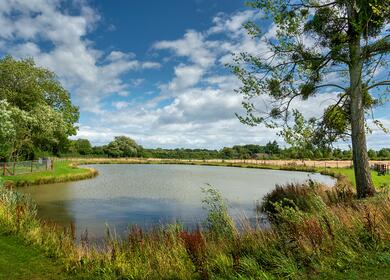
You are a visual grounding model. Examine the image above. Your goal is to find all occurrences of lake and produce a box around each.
[18,164,335,240]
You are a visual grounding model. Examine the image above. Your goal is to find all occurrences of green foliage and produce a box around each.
[232,0,389,197]
[105,136,143,158]
[0,234,71,279]
[279,110,317,157]
[0,56,79,161]
[69,139,93,155]
[202,187,235,239]
[378,148,390,159]
[0,100,15,158]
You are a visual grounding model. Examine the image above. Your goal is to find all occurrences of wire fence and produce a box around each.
[0,159,53,176]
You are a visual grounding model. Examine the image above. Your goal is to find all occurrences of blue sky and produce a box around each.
[0,0,389,149]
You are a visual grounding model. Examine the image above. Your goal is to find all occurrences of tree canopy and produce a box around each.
[231,0,389,197]
[0,56,79,160]
[105,136,143,158]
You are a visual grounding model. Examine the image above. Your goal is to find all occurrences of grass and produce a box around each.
[325,167,390,188]
[1,160,98,187]
[310,251,390,279]
[0,232,69,280]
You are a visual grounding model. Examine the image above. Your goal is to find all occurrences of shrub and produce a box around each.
[202,187,235,239]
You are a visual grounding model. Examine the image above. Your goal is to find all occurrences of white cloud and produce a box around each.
[131,78,145,87]
[154,30,216,68]
[112,101,130,110]
[1,3,388,149]
[166,64,205,92]
[0,0,160,113]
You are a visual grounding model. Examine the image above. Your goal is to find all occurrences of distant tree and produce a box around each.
[0,56,79,160]
[333,148,343,159]
[72,139,92,155]
[264,140,280,156]
[314,149,324,159]
[105,136,142,158]
[92,146,106,156]
[368,149,378,159]
[342,150,353,160]
[378,148,390,159]
[220,147,239,159]
[232,0,390,197]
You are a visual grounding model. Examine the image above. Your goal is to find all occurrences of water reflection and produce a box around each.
[19,164,335,240]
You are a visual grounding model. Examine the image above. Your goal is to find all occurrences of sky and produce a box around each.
[0,0,389,149]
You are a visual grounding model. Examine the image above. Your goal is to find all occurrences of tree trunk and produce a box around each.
[348,3,375,198]
[350,80,375,198]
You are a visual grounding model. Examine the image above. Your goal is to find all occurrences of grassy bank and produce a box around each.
[323,167,390,188]
[2,157,388,190]
[0,232,70,279]
[1,176,390,279]
[63,157,390,189]
[1,161,98,187]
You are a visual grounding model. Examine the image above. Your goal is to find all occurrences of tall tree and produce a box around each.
[231,0,389,197]
[105,136,143,158]
[0,56,79,160]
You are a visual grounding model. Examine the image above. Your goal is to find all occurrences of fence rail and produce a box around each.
[372,163,390,175]
[0,159,53,176]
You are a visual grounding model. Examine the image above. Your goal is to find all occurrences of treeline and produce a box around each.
[63,137,390,160]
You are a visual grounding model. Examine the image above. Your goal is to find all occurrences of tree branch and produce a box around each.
[362,35,390,58]
[366,80,390,90]
[315,84,347,91]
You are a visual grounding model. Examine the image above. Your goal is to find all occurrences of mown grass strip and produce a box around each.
[1,161,98,187]
[0,232,68,280]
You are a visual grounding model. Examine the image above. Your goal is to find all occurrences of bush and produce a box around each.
[202,187,235,239]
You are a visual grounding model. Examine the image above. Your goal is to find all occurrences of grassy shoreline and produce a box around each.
[4,157,388,190]
[1,161,98,187]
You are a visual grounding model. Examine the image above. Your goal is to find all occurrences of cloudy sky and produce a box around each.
[0,0,389,149]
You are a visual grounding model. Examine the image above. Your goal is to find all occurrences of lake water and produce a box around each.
[18,164,335,240]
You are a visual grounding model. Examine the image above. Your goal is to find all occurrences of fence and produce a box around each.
[372,163,390,175]
[1,159,53,176]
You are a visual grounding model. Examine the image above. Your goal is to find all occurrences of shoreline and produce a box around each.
[2,161,98,188]
[2,157,389,189]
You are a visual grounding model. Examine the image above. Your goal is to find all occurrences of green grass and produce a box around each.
[0,232,68,280]
[310,252,390,280]
[1,161,97,187]
[325,167,390,188]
